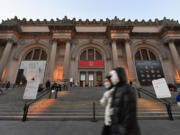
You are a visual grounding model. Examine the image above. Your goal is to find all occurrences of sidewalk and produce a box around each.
[0,120,180,135]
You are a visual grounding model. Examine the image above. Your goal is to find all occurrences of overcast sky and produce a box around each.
[0,0,179,22]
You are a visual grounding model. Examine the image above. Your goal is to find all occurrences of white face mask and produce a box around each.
[104,82,111,89]
[109,70,119,85]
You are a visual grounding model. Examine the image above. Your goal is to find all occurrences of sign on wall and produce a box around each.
[78,61,104,67]
[20,61,46,99]
[152,78,171,99]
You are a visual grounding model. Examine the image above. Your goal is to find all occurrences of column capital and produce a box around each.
[51,38,57,42]
[111,39,117,44]
[50,38,58,45]
[125,39,132,44]
[66,38,72,43]
[167,39,175,44]
[6,38,17,44]
[162,37,176,44]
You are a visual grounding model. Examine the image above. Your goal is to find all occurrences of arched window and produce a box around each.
[135,49,157,60]
[80,48,102,61]
[24,48,47,61]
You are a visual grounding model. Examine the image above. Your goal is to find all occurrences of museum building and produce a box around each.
[0,16,180,86]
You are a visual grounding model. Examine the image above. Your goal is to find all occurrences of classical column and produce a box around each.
[125,39,136,82]
[168,40,180,75]
[49,39,57,81]
[112,40,119,68]
[63,39,71,81]
[94,71,97,87]
[0,39,13,80]
[86,71,88,86]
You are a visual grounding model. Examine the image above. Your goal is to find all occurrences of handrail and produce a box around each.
[136,87,174,121]
[137,87,171,104]
[22,88,50,122]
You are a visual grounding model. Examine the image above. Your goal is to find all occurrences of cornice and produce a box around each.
[1,16,179,26]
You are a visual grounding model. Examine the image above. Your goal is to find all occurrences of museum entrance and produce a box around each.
[135,49,164,86]
[79,71,103,87]
[78,48,105,87]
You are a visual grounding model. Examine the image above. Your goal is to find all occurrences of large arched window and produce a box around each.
[80,48,102,61]
[24,48,47,61]
[135,49,157,60]
[135,48,164,86]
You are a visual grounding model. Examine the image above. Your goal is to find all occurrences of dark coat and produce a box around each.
[110,68,141,135]
[46,81,51,88]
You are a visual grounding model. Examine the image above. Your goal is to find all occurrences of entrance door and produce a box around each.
[88,73,94,87]
[80,72,86,87]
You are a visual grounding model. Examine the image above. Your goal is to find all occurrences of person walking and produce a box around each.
[176,92,180,106]
[100,76,115,135]
[46,80,51,90]
[5,81,10,91]
[109,67,141,135]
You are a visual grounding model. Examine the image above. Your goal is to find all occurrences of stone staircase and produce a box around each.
[0,87,180,121]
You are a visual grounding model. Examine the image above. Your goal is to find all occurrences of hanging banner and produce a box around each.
[23,79,40,99]
[78,61,104,67]
[21,61,46,99]
[152,78,171,99]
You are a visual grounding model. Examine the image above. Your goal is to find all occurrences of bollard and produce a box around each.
[91,102,97,122]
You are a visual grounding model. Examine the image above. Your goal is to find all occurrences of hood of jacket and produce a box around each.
[113,67,127,86]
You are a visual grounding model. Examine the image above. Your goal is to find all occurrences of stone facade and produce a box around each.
[0,16,180,86]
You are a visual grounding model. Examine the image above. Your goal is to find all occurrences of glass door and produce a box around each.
[80,72,86,87]
[88,72,94,87]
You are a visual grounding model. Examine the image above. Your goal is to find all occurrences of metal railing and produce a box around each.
[22,88,50,122]
[136,87,174,121]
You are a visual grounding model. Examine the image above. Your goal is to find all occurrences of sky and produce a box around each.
[0,0,180,22]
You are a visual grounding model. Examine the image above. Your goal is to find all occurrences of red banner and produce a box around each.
[78,61,104,67]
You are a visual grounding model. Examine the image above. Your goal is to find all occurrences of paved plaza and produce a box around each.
[0,120,180,135]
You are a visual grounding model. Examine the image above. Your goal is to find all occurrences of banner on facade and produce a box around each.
[23,79,40,99]
[78,61,104,67]
[152,78,171,99]
[21,61,46,99]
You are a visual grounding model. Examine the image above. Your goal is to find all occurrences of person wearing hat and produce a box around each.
[109,67,141,135]
[100,76,115,135]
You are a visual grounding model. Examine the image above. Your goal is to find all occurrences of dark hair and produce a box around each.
[105,75,111,81]
[113,67,127,85]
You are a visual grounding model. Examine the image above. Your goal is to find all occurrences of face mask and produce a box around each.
[109,70,119,85]
[104,82,111,89]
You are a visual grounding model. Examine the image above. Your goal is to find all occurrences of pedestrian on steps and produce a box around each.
[109,67,141,135]
[5,81,10,91]
[100,76,115,135]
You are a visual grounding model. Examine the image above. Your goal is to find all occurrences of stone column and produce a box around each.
[49,39,57,81]
[94,71,97,87]
[112,40,119,68]
[0,39,13,80]
[63,39,71,81]
[168,40,180,75]
[125,39,136,82]
[86,71,88,86]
